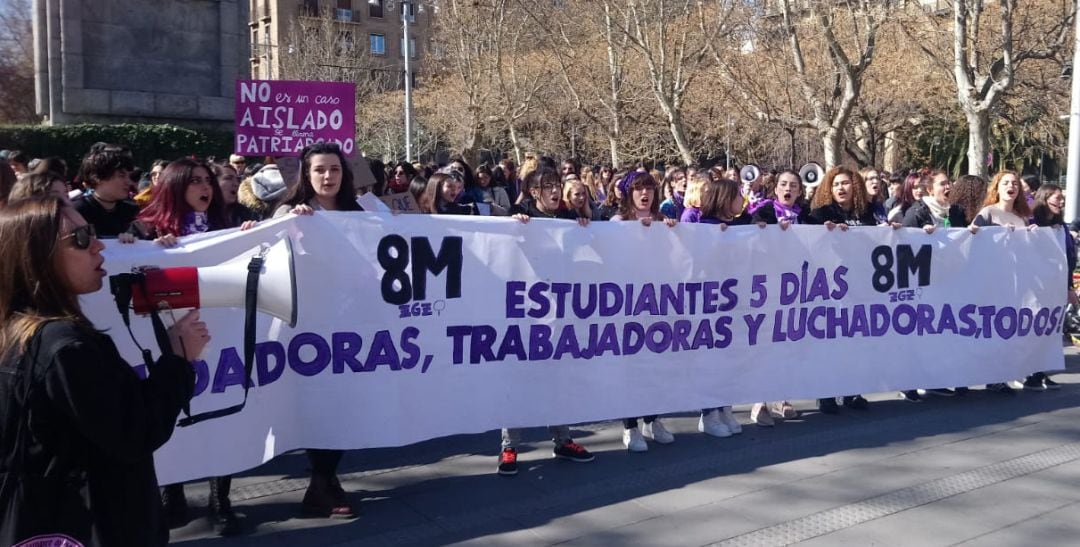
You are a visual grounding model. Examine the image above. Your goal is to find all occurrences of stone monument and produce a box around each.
[33,0,249,129]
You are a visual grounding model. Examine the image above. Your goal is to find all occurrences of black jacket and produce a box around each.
[516,201,581,220]
[73,196,139,238]
[901,199,967,229]
[751,201,812,225]
[0,321,195,546]
[808,203,879,227]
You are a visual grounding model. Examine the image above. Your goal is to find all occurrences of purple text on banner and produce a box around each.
[234,80,357,157]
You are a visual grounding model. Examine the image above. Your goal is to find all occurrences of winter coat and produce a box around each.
[0,321,195,546]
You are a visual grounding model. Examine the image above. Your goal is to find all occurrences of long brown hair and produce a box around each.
[0,197,88,363]
[699,176,742,221]
[811,166,868,216]
[985,170,1031,218]
[616,171,661,220]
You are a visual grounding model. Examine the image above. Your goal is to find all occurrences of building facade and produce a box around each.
[33,0,250,128]
[249,0,431,85]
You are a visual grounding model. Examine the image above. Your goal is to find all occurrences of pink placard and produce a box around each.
[234,80,357,157]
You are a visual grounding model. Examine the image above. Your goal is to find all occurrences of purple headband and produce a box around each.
[617,171,649,195]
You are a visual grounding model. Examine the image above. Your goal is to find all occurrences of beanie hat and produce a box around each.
[251,164,286,202]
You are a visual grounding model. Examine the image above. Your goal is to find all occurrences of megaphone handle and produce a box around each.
[176,255,263,428]
[149,307,189,418]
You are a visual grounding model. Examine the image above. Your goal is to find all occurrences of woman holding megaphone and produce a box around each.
[0,196,206,546]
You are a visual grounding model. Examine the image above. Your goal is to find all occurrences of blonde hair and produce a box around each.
[684,170,711,208]
[985,170,1031,217]
[519,154,539,186]
[562,179,592,218]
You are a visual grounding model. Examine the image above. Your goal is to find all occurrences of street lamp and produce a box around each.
[1066,13,1080,223]
[370,0,417,162]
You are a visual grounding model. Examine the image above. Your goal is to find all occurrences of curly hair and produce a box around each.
[810,166,868,216]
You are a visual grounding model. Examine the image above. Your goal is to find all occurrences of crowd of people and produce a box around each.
[0,142,1075,545]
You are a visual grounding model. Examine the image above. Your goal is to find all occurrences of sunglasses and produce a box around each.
[437,168,465,182]
[62,224,97,250]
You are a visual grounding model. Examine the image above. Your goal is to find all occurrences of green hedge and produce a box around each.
[0,124,234,176]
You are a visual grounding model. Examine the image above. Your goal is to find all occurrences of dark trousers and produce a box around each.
[308,449,343,478]
[623,416,657,429]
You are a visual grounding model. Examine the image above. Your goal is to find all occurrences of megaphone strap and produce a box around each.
[177,255,264,428]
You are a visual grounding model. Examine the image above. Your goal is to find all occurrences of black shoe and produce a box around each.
[302,474,356,519]
[553,441,594,462]
[208,476,241,536]
[926,388,956,397]
[161,483,189,529]
[987,383,1016,395]
[843,395,869,410]
[900,390,922,402]
[1044,377,1062,390]
[497,448,519,476]
[817,397,839,414]
[954,387,970,396]
[1023,375,1047,392]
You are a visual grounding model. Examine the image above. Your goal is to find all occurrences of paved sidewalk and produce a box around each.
[172,347,1080,546]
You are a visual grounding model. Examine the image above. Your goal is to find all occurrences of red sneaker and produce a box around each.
[497,447,518,476]
[553,441,594,462]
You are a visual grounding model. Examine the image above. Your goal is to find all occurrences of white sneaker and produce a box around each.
[698,409,732,438]
[623,427,648,452]
[721,406,744,434]
[750,403,775,427]
[643,419,675,444]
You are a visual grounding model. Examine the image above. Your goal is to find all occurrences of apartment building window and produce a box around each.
[370,33,386,55]
[369,0,384,18]
[301,0,319,16]
[400,37,416,59]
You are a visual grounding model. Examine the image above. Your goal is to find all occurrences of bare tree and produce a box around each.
[525,0,643,165]
[426,0,502,162]
[605,0,736,165]
[718,0,885,168]
[0,0,37,123]
[489,0,551,164]
[904,0,1076,176]
[279,10,399,100]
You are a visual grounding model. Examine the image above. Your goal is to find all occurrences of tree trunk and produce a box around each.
[663,106,694,166]
[965,109,991,177]
[883,130,900,173]
[787,128,796,168]
[822,129,843,169]
[607,134,620,167]
[507,122,523,166]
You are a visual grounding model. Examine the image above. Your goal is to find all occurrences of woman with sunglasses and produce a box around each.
[386,161,418,195]
[0,196,206,546]
[273,143,359,519]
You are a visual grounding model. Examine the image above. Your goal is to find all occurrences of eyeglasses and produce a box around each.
[539,182,564,192]
[62,224,97,250]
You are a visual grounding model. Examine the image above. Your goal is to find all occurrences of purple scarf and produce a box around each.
[772,201,801,223]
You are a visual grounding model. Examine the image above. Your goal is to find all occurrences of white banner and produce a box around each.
[82,214,1067,484]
